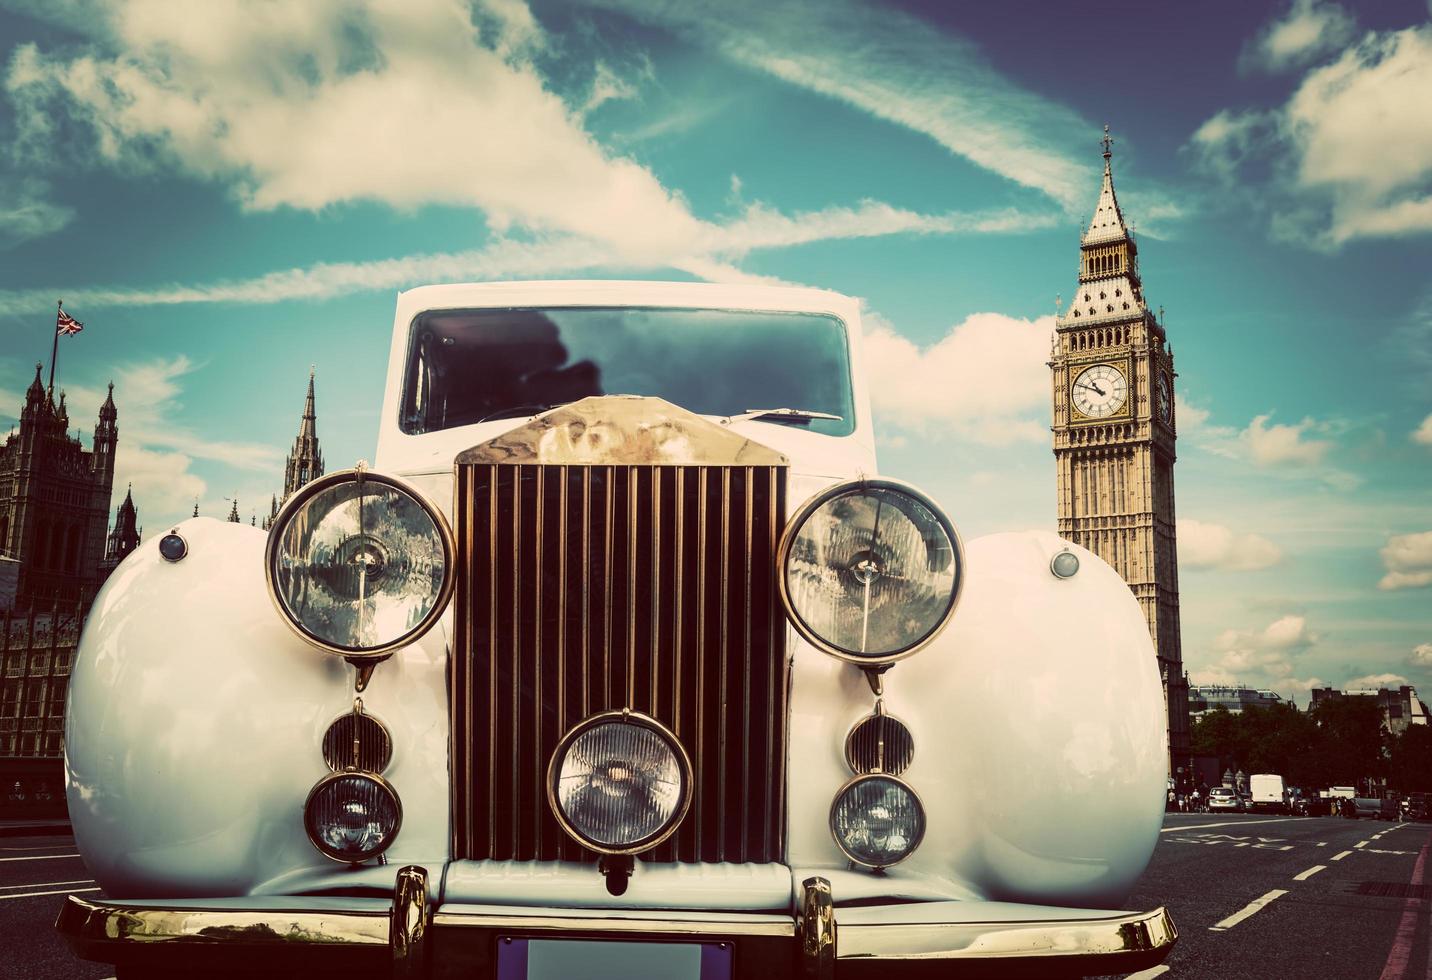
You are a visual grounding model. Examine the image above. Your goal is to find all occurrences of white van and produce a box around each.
[1249,774,1288,813]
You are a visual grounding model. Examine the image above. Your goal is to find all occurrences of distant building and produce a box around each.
[263,369,324,530]
[0,366,119,608]
[1188,685,1288,718]
[0,603,82,814]
[98,484,141,583]
[1310,686,1430,736]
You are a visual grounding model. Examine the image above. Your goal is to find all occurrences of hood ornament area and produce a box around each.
[456,395,789,468]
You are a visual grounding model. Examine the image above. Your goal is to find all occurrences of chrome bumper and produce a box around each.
[57,868,1177,978]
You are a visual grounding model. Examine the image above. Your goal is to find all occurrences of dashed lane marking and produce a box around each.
[1210,889,1289,932]
[1316,842,1328,846]
[1295,865,1326,881]
[1124,965,1171,980]
[1332,850,1354,861]
[0,853,82,863]
[1358,841,1370,849]
[0,886,99,902]
[1161,817,1303,833]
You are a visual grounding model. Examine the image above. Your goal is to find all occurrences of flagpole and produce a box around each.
[47,299,61,396]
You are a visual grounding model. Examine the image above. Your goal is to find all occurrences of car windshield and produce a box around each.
[400,307,856,437]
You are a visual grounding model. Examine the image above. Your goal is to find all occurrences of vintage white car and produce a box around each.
[58,281,1176,978]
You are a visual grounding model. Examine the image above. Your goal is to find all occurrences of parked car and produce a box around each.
[1405,792,1431,821]
[1208,787,1242,812]
[56,281,1178,978]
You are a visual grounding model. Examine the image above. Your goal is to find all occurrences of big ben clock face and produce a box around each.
[1071,364,1128,419]
[1157,372,1172,422]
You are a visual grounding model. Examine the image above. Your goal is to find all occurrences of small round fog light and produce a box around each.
[158,532,187,563]
[830,774,926,869]
[1050,550,1080,579]
[303,771,402,863]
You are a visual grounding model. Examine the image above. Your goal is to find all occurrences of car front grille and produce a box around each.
[452,461,789,864]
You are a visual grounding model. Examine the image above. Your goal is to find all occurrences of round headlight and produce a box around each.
[265,469,455,657]
[779,479,963,663]
[830,774,926,869]
[547,711,693,854]
[303,771,402,863]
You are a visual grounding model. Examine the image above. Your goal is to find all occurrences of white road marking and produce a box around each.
[1331,850,1354,861]
[1161,817,1302,833]
[1316,841,1328,847]
[1366,848,1415,856]
[1124,965,1171,980]
[1294,865,1326,881]
[0,886,99,902]
[0,878,93,890]
[1356,841,1369,849]
[1210,889,1289,932]
[0,853,82,863]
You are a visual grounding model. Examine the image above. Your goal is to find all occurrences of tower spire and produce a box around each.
[282,368,324,501]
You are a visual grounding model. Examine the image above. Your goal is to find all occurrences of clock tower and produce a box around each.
[1050,128,1189,772]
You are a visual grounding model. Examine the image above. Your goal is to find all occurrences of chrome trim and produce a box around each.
[837,906,1178,964]
[303,770,404,864]
[55,895,390,950]
[263,467,457,660]
[545,709,694,856]
[798,876,836,980]
[454,395,789,467]
[776,477,965,666]
[843,703,915,777]
[828,773,926,870]
[55,894,1176,974]
[390,865,429,978]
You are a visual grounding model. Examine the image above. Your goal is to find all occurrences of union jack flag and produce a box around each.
[56,306,83,336]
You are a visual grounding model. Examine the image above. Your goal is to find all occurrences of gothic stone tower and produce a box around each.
[1050,131,1189,771]
[0,368,117,608]
[264,369,325,530]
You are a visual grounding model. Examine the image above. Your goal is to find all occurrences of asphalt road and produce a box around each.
[2,816,1428,979]
[1110,810,1432,980]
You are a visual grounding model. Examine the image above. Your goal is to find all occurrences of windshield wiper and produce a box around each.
[728,407,843,427]
[476,402,570,423]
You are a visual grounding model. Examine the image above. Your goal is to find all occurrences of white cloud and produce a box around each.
[1346,672,1411,691]
[707,201,1057,256]
[0,178,73,245]
[4,0,706,263]
[1178,518,1284,571]
[1242,413,1332,466]
[577,0,1098,212]
[1379,530,1432,591]
[1242,0,1357,73]
[1413,413,1432,446]
[1190,24,1432,247]
[1188,613,1324,694]
[863,311,1052,445]
[1411,643,1432,668]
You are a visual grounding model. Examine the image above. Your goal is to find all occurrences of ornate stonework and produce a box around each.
[1050,130,1190,771]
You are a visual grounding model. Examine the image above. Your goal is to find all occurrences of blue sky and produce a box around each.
[1,0,1429,702]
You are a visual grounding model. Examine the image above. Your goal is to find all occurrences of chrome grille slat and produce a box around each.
[453,461,787,864]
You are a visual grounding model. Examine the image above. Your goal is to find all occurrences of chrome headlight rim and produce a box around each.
[263,468,457,660]
[545,709,695,856]
[777,477,965,665]
[828,772,927,870]
[302,769,404,864]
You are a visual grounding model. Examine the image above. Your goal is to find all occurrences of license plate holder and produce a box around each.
[495,936,733,980]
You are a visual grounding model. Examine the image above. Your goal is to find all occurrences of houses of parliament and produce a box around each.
[1,367,321,809]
